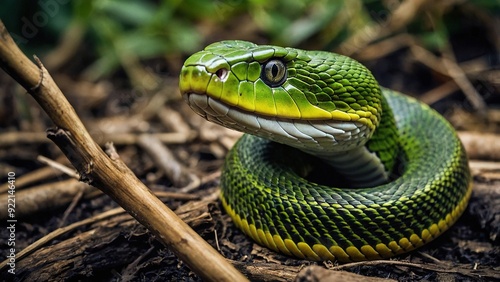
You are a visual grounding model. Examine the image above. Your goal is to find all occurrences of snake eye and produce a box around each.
[261,59,287,87]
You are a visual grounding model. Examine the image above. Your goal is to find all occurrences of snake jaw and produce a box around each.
[179,40,384,130]
[184,92,373,154]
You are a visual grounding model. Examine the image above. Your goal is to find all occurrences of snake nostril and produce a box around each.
[215,68,229,82]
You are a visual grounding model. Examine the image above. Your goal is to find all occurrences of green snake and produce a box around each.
[179,40,472,262]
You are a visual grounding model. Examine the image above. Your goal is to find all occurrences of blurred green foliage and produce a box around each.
[1,0,498,81]
[72,0,204,79]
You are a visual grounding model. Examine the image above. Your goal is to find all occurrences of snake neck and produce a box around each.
[306,147,390,187]
[301,93,400,188]
[185,90,401,188]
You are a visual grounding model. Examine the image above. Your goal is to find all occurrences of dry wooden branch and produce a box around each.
[469,160,500,181]
[459,131,500,161]
[137,134,197,188]
[0,207,127,272]
[0,179,99,220]
[0,189,220,280]
[295,265,393,282]
[0,21,247,281]
[157,106,192,135]
[0,165,64,193]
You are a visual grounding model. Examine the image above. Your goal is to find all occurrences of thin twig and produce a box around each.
[58,188,85,228]
[441,47,487,112]
[331,259,500,279]
[137,134,197,188]
[419,80,460,105]
[411,44,487,112]
[120,246,156,282]
[37,155,79,179]
[417,252,442,264]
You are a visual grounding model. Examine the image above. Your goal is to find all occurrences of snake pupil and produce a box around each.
[261,59,286,87]
[271,64,278,77]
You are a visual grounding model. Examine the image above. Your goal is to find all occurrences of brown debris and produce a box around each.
[0,178,99,220]
[295,265,393,282]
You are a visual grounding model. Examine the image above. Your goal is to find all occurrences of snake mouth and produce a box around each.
[183,92,371,153]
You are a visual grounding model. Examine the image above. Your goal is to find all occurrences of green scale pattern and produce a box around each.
[288,53,380,116]
[220,88,470,259]
[179,41,472,261]
[181,41,382,127]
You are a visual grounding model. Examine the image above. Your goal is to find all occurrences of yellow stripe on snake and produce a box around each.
[179,40,472,262]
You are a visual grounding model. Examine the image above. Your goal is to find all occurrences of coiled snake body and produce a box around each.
[179,40,472,262]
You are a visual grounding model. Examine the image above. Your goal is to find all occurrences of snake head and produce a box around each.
[180,40,383,152]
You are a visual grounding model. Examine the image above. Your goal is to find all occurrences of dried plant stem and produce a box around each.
[0,20,247,282]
